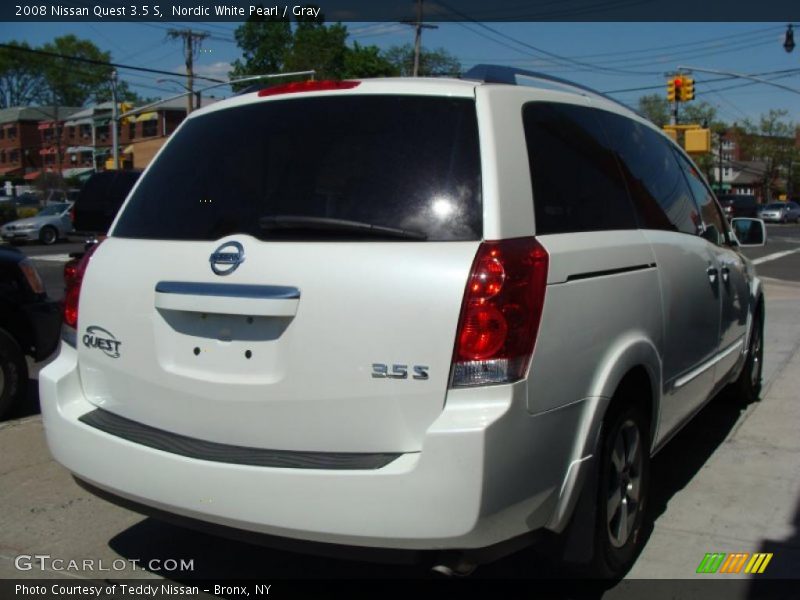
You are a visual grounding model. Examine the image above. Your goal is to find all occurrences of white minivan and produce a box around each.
[41,65,766,577]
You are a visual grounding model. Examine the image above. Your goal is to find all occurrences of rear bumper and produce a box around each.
[40,344,592,551]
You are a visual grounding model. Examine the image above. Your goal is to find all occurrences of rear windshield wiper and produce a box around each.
[258,215,428,241]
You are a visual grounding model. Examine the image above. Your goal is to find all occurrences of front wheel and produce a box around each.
[39,226,58,245]
[734,306,764,404]
[592,403,651,579]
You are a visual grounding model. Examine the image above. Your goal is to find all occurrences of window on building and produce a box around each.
[129,122,136,139]
[142,120,157,137]
[7,126,17,139]
[9,150,19,163]
[68,126,75,139]
[80,124,91,139]
[0,129,5,140]
[0,150,5,163]
[97,125,109,141]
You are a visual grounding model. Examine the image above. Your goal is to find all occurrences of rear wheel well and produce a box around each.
[608,366,654,446]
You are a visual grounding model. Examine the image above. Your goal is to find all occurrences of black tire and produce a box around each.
[39,225,58,245]
[0,328,28,420]
[591,402,651,579]
[734,304,764,404]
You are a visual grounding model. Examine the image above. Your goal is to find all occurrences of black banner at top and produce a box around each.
[2,0,799,22]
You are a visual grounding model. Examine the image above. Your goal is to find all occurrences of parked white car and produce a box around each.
[40,66,766,578]
[1,202,74,245]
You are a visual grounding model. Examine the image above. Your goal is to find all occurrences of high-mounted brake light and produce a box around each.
[63,241,102,331]
[258,80,361,97]
[450,238,549,387]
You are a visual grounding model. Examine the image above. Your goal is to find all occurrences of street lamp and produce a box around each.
[785,24,795,53]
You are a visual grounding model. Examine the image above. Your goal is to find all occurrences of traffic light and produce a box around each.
[119,102,134,125]
[667,77,680,102]
[680,77,695,102]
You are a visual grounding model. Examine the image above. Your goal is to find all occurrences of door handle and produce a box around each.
[706,266,719,284]
[721,266,730,283]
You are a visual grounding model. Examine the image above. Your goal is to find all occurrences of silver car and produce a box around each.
[757,201,800,223]
[1,202,74,245]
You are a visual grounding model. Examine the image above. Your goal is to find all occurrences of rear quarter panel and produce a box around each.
[529,231,663,423]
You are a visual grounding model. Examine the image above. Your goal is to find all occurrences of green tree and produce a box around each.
[284,20,348,79]
[637,94,669,127]
[0,40,46,108]
[343,42,398,78]
[383,44,461,77]
[229,15,293,90]
[738,110,799,201]
[40,35,113,106]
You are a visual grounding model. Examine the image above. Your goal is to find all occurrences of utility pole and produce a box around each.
[401,0,437,76]
[168,29,209,114]
[111,70,119,170]
[718,131,724,194]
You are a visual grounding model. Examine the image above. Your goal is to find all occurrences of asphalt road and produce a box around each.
[1,225,799,590]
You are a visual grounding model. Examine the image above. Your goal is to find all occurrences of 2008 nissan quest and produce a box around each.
[40,65,767,578]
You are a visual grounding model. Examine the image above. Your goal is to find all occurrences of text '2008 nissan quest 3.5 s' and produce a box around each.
[41,65,767,578]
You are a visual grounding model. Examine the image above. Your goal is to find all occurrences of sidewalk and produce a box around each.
[627,277,800,579]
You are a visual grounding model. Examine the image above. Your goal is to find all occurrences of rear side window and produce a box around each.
[523,102,636,235]
[600,113,700,235]
[114,96,482,242]
[672,149,727,246]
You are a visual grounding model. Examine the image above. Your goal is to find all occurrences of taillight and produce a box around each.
[257,80,360,97]
[19,259,45,295]
[450,238,549,387]
[63,242,102,330]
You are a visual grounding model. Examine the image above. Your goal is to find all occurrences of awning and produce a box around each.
[61,167,93,178]
[38,147,57,155]
[23,170,41,181]
[122,145,134,154]
[93,117,111,127]
[37,121,56,130]
[64,117,93,127]
[66,146,93,153]
[0,167,22,176]
[135,112,158,122]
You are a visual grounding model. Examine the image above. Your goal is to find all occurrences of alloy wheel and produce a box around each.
[606,419,644,548]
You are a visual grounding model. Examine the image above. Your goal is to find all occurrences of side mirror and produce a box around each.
[731,218,766,247]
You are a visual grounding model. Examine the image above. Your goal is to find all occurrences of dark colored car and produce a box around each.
[73,170,142,235]
[718,194,759,219]
[0,246,62,418]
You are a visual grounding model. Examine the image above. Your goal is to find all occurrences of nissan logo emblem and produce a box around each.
[209,241,245,276]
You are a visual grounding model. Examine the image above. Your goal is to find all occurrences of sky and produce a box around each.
[2,21,799,125]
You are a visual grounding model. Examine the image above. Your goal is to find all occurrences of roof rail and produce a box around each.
[462,64,632,113]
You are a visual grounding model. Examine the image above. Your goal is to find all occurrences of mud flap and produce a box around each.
[559,426,603,564]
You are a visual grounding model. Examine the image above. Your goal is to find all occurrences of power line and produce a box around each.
[0,42,225,84]
[432,1,661,75]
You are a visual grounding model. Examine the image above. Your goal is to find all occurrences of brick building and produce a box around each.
[0,106,79,180]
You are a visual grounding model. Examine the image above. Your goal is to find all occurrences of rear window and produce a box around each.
[114,95,482,242]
